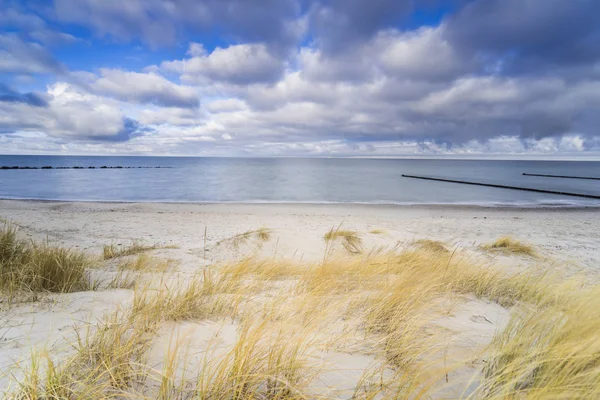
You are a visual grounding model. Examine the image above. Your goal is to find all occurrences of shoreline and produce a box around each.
[1,197,600,212]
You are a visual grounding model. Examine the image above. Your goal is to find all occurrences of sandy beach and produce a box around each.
[1,200,599,398]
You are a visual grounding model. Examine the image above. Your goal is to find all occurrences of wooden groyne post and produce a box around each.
[522,173,600,181]
[401,174,600,200]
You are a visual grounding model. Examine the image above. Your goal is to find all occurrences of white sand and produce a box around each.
[0,200,598,397]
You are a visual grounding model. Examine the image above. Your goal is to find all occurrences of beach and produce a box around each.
[2,200,598,270]
[1,200,599,398]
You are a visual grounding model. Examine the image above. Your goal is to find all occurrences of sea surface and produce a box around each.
[1,155,600,207]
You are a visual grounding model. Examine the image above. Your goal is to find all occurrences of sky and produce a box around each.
[1,0,600,158]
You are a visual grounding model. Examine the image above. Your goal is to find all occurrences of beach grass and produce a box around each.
[413,239,449,253]
[324,227,363,254]
[0,224,91,298]
[5,229,600,399]
[217,227,272,249]
[117,253,174,272]
[482,236,537,257]
[102,241,166,260]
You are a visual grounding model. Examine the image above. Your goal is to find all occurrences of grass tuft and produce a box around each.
[482,236,537,257]
[0,224,91,298]
[217,227,272,249]
[413,239,449,253]
[103,241,166,260]
[118,253,173,272]
[324,227,363,254]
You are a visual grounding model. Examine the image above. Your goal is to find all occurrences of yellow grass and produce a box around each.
[6,230,600,399]
[217,227,272,249]
[118,253,173,272]
[103,241,170,260]
[0,224,91,299]
[413,239,449,253]
[482,236,537,257]
[324,227,363,254]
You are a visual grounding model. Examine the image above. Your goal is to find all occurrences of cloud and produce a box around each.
[0,34,66,74]
[90,69,199,108]
[161,43,286,85]
[0,7,81,46]
[309,0,414,54]
[0,83,48,107]
[442,0,600,73]
[0,82,147,142]
[2,0,600,157]
[52,0,303,48]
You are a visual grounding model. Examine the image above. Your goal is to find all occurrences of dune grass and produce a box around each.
[0,224,91,298]
[217,227,272,249]
[102,241,165,260]
[413,239,449,253]
[482,236,537,257]
[475,285,600,399]
[324,227,363,254]
[6,229,600,399]
[118,253,174,272]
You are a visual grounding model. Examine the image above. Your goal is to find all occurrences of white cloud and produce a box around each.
[0,83,138,141]
[161,43,285,85]
[90,69,199,108]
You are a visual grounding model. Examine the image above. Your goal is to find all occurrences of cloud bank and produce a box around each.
[1,0,600,158]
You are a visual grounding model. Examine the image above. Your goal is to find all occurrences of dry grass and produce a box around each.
[413,239,449,253]
[0,224,91,299]
[324,227,363,254]
[474,285,600,399]
[103,241,169,260]
[196,320,317,399]
[118,253,174,272]
[6,230,600,399]
[482,236,537,257]
[217,227,272,250]
[131,272,241,323]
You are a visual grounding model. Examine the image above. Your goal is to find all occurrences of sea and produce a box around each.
[1,155,600,207]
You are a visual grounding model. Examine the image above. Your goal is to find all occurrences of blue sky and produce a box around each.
[1,0,600,158]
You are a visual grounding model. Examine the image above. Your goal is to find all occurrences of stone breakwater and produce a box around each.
[1,166,171,170]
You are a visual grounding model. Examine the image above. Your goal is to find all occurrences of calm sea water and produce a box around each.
[1,155,600,207]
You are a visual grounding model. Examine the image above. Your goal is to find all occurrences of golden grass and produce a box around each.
[217,227,272,249]
[196,320,317,399]
[6,230,600,399]
[482,236,537,257]
[474,285,600,399]
[413,239,449,253]
[324,227,363,254]
[103,241,169,260]
[0,224,91,298]
[118,253,174,272]
[131,272,241,323]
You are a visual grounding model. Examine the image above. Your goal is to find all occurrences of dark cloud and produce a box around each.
[0,33,66,74]
[52,0,303,49]
[443,0,600,73]
[88,118,152,142]
[309,0,414,53]
[0,83,47,107]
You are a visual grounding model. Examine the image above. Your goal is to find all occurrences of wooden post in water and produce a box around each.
[401,174,600,200]
[522,173,600,181]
